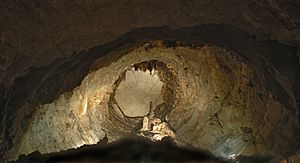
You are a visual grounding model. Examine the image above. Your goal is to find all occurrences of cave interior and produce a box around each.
[1,0,300,162]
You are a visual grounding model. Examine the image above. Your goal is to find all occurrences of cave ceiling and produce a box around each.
[0,0,300,162]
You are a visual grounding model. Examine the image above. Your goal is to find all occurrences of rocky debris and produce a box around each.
[139,116,176,141]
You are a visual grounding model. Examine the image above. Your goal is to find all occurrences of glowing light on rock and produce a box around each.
[114,68,164,117]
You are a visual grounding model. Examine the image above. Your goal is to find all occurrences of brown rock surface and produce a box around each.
[0,0,300,85]
[3,42,298,162]
[0,1,300,162]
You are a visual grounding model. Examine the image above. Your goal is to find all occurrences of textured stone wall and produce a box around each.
[0,0,300,85]
[6,43,298,161]
[1,0,300,161]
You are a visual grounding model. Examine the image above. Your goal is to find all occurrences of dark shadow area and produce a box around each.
[236,155,272,163]
[15,136,228,163]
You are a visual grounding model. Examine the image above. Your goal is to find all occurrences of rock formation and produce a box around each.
[0,1,300,162]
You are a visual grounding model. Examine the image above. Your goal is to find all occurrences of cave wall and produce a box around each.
[7,43,298,161]
[0,0,300,161]
[1,0,300,85]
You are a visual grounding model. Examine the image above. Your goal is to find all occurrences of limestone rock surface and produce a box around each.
[6,43,298,161]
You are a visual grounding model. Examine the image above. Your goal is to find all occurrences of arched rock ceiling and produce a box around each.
[6,43,299,161]
[0,0,300,85]
[0,0,300,162]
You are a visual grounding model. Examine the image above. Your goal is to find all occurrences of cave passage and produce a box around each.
[2,1,300,162]
[114,68,164,118]
[5,41,299,162]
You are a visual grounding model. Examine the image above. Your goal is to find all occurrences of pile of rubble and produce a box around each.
[138,116,176,141]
